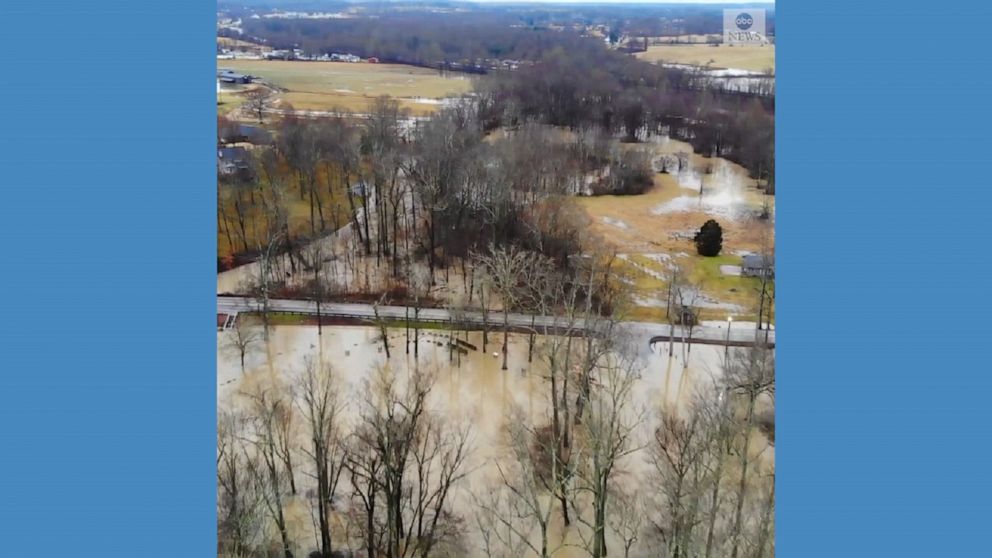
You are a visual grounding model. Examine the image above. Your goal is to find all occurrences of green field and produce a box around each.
[636,43,775,73]
[616,253,771,324]
[219,60,475,115]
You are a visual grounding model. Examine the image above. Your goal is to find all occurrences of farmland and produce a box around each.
[218,59,474,115]
[636,43,775,73]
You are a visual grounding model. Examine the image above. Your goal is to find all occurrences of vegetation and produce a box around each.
[694,220,723,257]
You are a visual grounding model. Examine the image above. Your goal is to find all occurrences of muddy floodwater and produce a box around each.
[219,325,727,412]
[218,324,744,556]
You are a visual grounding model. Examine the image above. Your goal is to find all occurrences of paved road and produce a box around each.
[218,296,775,348]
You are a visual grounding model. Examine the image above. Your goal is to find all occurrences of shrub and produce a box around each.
[694,219,723,257]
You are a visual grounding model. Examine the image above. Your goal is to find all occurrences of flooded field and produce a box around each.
[578,136,773,322]
[218,324,756,556]
[580,136,771,252]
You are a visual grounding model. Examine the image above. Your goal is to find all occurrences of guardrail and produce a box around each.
[220,296,774,348]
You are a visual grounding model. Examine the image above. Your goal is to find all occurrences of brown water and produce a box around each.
[218,324,738,556]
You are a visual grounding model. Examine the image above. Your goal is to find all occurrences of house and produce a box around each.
[331,53,361,63]
[217,70,252,84]
[349,181,368,197]
[218,146,251,175]
[367,57,379,64]
[265,49,296,60]
[741,254,774,278]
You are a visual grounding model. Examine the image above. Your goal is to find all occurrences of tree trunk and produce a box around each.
[730,397,756,558]
[502,309,509,371]
[703,444,725,558]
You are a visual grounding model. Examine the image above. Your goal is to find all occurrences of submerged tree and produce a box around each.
[348,367,472,558]
[576,350,644,558]
[723,344,775,558]
[296,358,347,558]
[218,411,267,558]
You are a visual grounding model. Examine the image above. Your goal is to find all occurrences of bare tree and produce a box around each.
[576,351,645,558]
[650,409,709,558]
[475,244,540,371]
[243,87,273,123]
[371,293,392,359]
[223,318,262,375]
[249,227,285,343]
[723,345,775,558]
[751,472,775,558]
[243,382,296,558]
[296,357,348,558]
[608,485,644,558]
[303,240,331,337]
[346,422,384,558]
[218,411,267,558]
[697,388,735,558]
[350,367,472,558]
[475,403,572,558]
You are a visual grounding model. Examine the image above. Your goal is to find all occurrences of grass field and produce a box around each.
[636,43,775,73]
[219,60,474,115]
[614,251,771,323]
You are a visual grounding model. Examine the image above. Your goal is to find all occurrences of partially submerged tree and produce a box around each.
[649,409,710,558]
[475,404,570,558]
[723,344,775,558]
[576,350,645,558]
[218,411,267,558]
[475,244,543,371]
[242,381,296,558]
[349,367,472,558]
[296,358,347,558]
[222,318,262,375]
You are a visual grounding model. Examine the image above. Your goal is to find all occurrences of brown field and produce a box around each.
[645,34,723,44]
[636,43,775,73]
[218,59,474,116]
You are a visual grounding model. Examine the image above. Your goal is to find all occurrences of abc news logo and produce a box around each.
[735,13,754,30]
[724,9,765,44]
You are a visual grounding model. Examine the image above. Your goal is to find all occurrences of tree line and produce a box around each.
[232,14,774,187]
[220,99,656,293]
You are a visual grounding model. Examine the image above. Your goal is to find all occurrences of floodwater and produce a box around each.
[645,135,769,222]
[660,63,775,95]
[218,324,732,556]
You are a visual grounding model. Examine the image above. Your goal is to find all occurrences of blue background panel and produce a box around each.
[0,1,217,555]
[778,1,992,555]
[1,1,991,556]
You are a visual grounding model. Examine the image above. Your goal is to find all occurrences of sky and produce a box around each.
[462,1,773,4]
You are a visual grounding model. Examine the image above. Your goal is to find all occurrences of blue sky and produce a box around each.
[462,1,773,4]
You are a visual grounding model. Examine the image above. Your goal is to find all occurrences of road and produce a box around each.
[218,295,775,348]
